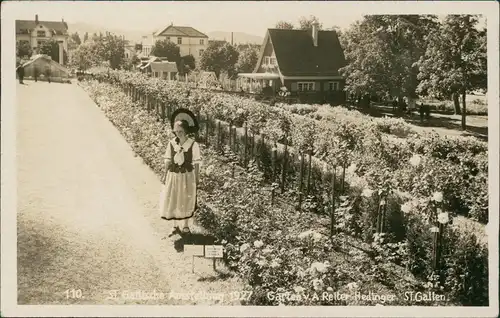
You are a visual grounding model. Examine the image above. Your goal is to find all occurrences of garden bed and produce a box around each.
[79,79,489,306]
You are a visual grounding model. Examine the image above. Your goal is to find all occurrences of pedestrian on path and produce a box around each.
[160,109,201,236]
[16,64,25,84]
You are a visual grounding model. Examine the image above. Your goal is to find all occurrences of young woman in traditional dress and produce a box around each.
[159,110,201,236]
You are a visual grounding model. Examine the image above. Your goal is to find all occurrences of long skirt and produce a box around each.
[159,170,197,220]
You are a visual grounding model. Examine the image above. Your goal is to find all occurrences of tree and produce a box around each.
[179,54,196,75]
[416,15,486,129]
[102,33,126,69]
[298,15,323,30]
[339,15,439,105]
[71,32,82,45]
[275,21,294,29]
[83,32,89,42]
[17,41,32,58]
[199,41,239,79]
[151,40,181,63]
[39,39,68,64]
[69,40,102,70]
[236,46,259,73]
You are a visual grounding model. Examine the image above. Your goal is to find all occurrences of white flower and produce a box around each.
[205,165,214,176]
[401,201,412,213]
[254,240,264,248]
[312,278,324,291]
[432,191,443,203]
[270,260,280,268]
[240,243,250,253]
[347,163,357,174]
[262,248,272,254]
[437,212,449,224]
[326,287,334,292]
[275,230,282,236]
[379,199,386,206]
[409,154,422,167]
[298,230,314,239]
[294,286,305,293]
[362,188,374,198]
[312,232,324,242]
[311,262,329,274]
[430,226,439,233]
[222,182,230,189]
[256,259,267,267]
[347,282,359,290]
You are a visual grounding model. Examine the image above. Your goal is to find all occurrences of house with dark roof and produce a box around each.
[150,24,208,61]
[239,23,347,104]
[16,14,69,63]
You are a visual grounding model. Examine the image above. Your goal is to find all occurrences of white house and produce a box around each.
[145,24,208,61]
[16,14,69,62]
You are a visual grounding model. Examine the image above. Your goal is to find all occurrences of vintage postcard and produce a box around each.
[1,1,498,317]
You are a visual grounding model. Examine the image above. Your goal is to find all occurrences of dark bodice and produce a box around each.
[168,141,194,173]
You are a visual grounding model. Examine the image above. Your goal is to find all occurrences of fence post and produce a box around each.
[330,166,336,236]
[306,147,313,195]
[243,122,248,168]
[341,162,346,194]
[281,134,288,194]
[206,114,210,146]
[298,151,304,211]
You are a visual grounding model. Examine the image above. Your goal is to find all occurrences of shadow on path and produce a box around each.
[173,232,218,253]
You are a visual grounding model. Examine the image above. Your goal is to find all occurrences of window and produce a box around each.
[200,39,204,45]
[154,72,159,77]
[328,81,340,91]
[270,57,277,65]
[37,30,46,37]
[264,56,270,65]
[199,49,204,57]
[177,37,182,44]
[298,82,315,91]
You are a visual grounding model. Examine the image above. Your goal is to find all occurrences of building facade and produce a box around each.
[243,23,347,105]
[16,15,69,60]
[147,24,209,60]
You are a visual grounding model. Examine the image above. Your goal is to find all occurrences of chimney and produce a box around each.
[35,14,39,24]
[312,22,319,47]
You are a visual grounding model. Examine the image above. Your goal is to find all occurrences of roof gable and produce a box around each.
[156,25,208,38]
[16,20,68,35]
[260,28,346,77]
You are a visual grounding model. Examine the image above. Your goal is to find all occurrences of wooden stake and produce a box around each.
[281,135,288,194]
[330,167,336,236]
[306,148,312,195]
[298,152,304,211]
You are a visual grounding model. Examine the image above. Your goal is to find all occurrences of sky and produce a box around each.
[3,1,488,37]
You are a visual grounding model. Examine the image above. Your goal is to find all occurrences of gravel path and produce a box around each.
[16,81,243,305]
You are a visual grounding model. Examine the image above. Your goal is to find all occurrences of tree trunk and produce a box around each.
[453,92,461,115]
[461,90,467,130]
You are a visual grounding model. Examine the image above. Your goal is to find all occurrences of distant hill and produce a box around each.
[207,31,263,45]
[67,22,150,44]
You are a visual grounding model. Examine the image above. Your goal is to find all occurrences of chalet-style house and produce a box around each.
[143,24,208,60]
[16,15,69,64]
[238,23,347,104]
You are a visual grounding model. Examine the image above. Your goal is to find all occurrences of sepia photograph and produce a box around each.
[1,1,499,317]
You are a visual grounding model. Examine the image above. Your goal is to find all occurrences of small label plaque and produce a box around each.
[184,244,204,256]
[204,245,224,258]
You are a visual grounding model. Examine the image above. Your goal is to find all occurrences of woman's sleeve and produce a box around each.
[163,142,172,162]
[192,142,202,166]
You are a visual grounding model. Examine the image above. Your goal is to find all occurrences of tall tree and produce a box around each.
[236,46,259,73]
[39,39,68,64]
[102,33,126,69]
[416,15,486,129]
[275,21,294,29]
[71,32,82,45]
[298,15,323,30]
[339,15,439,104]
[16,41,32,58]
[199,41,239,79]
[150,39,181,63]
[179,54,196,75]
